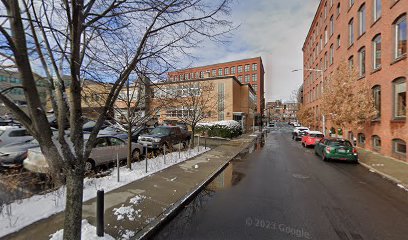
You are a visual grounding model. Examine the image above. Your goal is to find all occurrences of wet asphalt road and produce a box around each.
[153,122,408,240]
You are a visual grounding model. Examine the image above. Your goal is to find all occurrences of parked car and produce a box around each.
[82,120,110,132]
[301,131,324,148]
[138,126,191,150]
[0,126,33,148]
[314,138,358,163]
[115,127,151,143]
[23,135,143,173]
[292,127,309,140]
[0,138,40,168]
[293,122,301,127]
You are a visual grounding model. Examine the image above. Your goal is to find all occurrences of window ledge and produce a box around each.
[371,118,381,123]
[390,118,406,123]
[391,54,407,65]
[390,0,400,9]
[357,32,366,40]
[371,17,381,28]
[370,67,381,75]
[357,75,365,80]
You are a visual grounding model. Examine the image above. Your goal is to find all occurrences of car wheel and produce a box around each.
[85,159,95,172]
[315,150,319,156]
[302,143,306,148]
[132,149,141,162]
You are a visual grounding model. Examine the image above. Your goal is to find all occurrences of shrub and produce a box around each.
[196,120,242,138]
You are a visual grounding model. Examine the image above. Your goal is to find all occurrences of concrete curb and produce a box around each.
[358,161,406,188]
[134,134,261,240]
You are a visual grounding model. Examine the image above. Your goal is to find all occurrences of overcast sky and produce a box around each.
[188,0,319,102]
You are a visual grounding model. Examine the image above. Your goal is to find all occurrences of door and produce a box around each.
[109,137,127,160]
[91,137,111,165]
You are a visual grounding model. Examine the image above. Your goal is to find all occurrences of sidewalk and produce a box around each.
[358,148,408,190]
[4,133,261,240]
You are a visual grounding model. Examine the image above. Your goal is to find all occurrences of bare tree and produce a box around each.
[162,81,218,146]
[0,0,233,239]
[321,61,377,131]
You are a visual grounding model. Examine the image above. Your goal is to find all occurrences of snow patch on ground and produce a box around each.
[120,229,135,239]
[113,205,139,221]
[49,219,114,240]
[0,147,210,238]
[397,184,408,192]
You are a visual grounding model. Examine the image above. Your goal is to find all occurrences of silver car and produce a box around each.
[23,135,143,173]
[0,126,33,148]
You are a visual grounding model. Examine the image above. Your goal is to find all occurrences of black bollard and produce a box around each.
[96,190,104,237]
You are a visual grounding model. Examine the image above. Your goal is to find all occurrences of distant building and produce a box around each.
[0,70,48,115]
[150,75,257,132]
[168,57,265,115]
[265,100,298,122]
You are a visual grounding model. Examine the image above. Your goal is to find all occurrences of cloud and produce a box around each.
[187,0,319,102]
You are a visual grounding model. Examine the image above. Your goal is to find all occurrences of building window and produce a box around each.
[330,16,334,36]
[330,44,334,65]
[393,78,406,118]
[358,4,366,36]
[393,139,406,156]
[372,135,381,150]
[324,52,328,70]
[245,75,250,83]
[185,73,189,80]
[373,34,381,69]
[231,66,236,74]
[348,55,354,70]
[358,133,366,146]
[200,71,204,78]
[224,67,229,75]
[349,18,354,45]
[252,74,257,82]
[324,27,328,44]
[252,83,258,92]
[372,85,381,119]
[238,76,242,82]
[337,35,341,48]
[358,47,366,76]
[244,64,250,72]
[252,63,258,71]
[218,83,225,120]
[337,3,340,16]
[394,15,407,59]
[238,65,243,73]
[373,0,381,22]
[211,69,216,77]
[324,2,327,19]
[218,68,223,76]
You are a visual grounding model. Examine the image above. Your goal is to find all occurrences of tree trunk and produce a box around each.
[127,126,132,169]
[191,125,195,147]
[63,169,84,240]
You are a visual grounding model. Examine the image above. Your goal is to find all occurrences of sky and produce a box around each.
[188,0,320,102]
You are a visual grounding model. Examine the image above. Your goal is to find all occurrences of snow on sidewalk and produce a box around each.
[0,147,210,238]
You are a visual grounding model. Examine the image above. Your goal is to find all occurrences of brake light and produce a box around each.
[353,148,357,154]
[325,147,331,153]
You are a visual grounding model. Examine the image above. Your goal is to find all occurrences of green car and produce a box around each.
[314,138,358,163]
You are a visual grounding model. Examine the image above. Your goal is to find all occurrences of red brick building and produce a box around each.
[168,57,265,114]
[302,0,407,161]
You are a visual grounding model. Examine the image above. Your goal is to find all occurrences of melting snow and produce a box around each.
[49,219,114,240]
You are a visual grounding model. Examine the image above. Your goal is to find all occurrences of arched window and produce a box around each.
[394,14,407,59]
[358,133,366,146]
[372,135,381,150]
[392,77,406,119]
[372,85,381,119]
[393,139,406,156]
[358,4,366,36]
[372,34,381,69]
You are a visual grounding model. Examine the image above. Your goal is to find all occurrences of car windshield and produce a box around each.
[83,121,96,128]
[150,127,170,135]
[0,130,4,136]
[310,134,324,138]
[329,140,352,147]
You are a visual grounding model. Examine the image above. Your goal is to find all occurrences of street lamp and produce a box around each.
[291,68,326,136]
